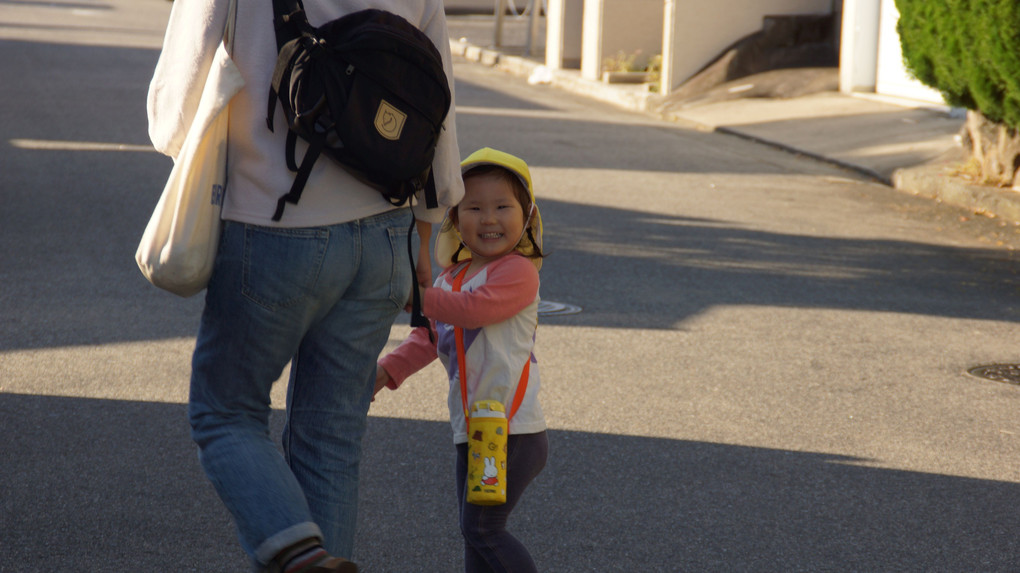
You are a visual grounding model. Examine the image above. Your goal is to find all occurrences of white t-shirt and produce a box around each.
[147,0,463,227]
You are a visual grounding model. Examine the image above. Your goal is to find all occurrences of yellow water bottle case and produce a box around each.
[466,400,508,505]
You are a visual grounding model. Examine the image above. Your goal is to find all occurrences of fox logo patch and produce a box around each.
[374,100,406,141]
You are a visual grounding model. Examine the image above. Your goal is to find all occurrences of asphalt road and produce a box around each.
[2,1,1020,571]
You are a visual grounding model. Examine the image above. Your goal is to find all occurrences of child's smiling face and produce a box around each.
[453,172,527,266]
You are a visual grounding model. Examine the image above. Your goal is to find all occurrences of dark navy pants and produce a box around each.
[455,431,549,573]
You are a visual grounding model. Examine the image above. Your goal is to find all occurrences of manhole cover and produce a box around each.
[538,301,582,317]
[967,364,1020,385]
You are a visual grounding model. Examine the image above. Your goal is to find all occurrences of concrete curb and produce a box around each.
[893,162,1020,222]
[712,125,891,184]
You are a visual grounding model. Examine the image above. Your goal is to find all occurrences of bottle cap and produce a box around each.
[470,400,506,418]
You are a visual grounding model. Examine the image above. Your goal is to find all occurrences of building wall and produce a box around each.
[873,0,944,103]
[661,0,833,94]
[839,0,944,104]
[580,0,664,81]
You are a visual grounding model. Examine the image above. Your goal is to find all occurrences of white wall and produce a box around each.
[546,0,585,69]
[874,0,944,103]
[661,0,833,94]
[580,0,664,80]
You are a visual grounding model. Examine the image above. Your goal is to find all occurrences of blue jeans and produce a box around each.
[456,432,549,573]
[189,209,414,567]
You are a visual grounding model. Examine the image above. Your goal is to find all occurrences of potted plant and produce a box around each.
[601,50,652,84]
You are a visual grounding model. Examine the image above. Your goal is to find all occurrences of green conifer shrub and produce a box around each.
[896,0,1020,129]
[897,0,1020,186]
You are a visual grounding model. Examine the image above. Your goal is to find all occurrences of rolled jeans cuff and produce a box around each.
[255,522,323,569]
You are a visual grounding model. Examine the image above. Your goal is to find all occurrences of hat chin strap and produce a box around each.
[516,203,536,247]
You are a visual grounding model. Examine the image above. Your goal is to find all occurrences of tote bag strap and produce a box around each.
[451,262,531,431]
[224,0,239,55]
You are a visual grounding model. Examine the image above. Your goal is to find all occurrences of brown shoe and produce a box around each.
[307,557,358,573]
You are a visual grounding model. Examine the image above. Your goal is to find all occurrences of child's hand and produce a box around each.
[373,364,393,400]
[404,286,431,314]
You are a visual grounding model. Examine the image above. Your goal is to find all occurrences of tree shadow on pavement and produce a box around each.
[2,393,1017,571]
[3,191,1019,349]
[537,197,1020,331]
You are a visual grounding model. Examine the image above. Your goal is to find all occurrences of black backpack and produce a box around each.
[267,0,451,222]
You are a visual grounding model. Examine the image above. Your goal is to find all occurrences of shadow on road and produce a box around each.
[3,181,1019,349]
[2,392,1018,571]
[537,197,1020,331]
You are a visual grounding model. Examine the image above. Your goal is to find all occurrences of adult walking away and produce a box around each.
[147,1,463,571]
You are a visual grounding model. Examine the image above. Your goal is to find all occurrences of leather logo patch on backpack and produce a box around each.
[374,99,407,141]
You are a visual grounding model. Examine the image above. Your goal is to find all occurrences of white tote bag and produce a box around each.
[136,0,243,297]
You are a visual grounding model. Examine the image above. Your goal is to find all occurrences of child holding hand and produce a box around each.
[375,148,548,573]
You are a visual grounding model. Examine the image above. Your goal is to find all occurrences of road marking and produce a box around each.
[456,106,569,119]
[9,139,155,152]
[537,301,582,316]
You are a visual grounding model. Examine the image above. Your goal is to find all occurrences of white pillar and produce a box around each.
[545,0,585,69]
[660,0,675,95]
[494,0,508,47]
[838,0,880,93]
[580,0,604,80]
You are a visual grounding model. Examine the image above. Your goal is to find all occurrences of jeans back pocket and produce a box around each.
[241,226,329,311]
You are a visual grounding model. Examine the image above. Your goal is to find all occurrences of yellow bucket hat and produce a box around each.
[435,147,543,270]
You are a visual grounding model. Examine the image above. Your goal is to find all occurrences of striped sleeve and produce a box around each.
[378,323,438,388]
[424,255,539,329]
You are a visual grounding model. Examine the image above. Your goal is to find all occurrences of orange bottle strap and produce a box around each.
[451,262,531,427]
[452,264,471,426]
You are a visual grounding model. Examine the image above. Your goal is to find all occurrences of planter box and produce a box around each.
[602,70,650,84]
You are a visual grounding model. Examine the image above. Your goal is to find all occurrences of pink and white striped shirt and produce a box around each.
[379,254,546,444]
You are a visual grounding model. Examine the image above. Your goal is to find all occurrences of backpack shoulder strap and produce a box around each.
[266,39,305,133]
[267,0,312,133]
[271,0,310,49]
[423,168,438,209]
[407,214,432,339]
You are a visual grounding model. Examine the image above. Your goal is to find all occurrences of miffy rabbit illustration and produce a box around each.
[480,456,499,486]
